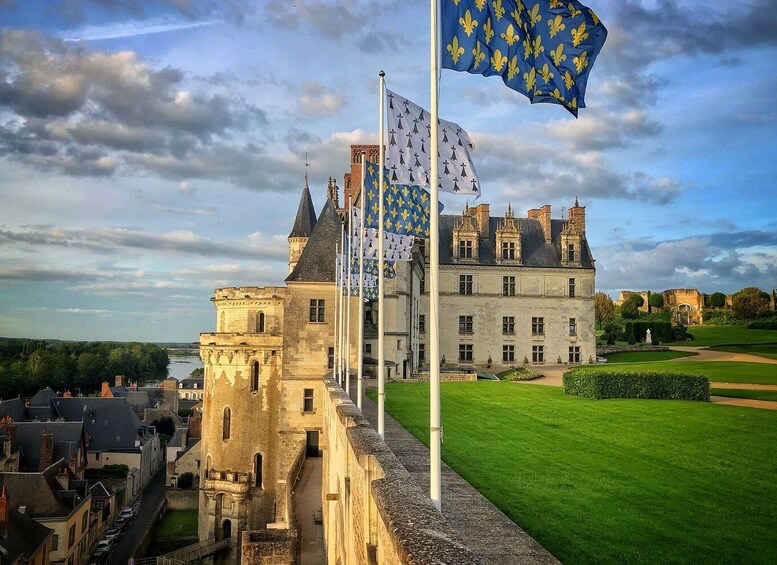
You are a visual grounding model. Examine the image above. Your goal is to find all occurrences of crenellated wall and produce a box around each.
[321,379,481,565]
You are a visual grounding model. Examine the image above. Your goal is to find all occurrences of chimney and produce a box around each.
[63,389,72,398]
[4,417,15,445]
[55,466,69,490]
[114,375,125,387]
[539,204,552,243]
[101,382,112,398]
[39,427,54,471]
[0,485,9,537]
[468,203,490,240]
[134,435,141,448]
[568,197,586,234]
[187,411,202,439]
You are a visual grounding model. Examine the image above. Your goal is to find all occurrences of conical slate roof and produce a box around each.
[285,198,341,283]
[288,181,317,238]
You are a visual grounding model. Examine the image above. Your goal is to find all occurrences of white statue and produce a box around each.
[645,329,652,343]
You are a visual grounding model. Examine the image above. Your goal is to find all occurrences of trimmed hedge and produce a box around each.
[563,370,710,401]
[624,320,672,343]
[747,317,777,330]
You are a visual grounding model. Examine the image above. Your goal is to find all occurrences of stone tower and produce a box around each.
[287,178,317,274]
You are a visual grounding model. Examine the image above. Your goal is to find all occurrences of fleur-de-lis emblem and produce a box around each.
[452,0,460,5]
[567,97,577,111]
[491,48,507,72]
[492,0,505,21]
[523,67,536,92]
[549,0,563,7]
[483,17,494,44]
[550,44,566,66]
[538,63,554,84]
[563,70,575,90]
[507,55,520,80]
[548,15,566,38]
[549,88,564,101]
[472,42,486,68]
[475,0,486,10]
[459,9,478,36]
[532,35,544,57]
[589,8,600,25]
[447,36,465,63]
[573,50,589,73]
[523,35,532,59]
[528,4,542,28]
[500,24,519,46]
[568,3,581,17]
[571,22,588,47]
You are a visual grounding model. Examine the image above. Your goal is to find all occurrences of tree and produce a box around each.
[648,293,664,309]
[709,292,726,308]
[629,294,645,308]
[594,292,615,328]
[621,299,639,320]
[732,287,770,320]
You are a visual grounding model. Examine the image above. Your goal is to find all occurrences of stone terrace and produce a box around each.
[355,382,560,565]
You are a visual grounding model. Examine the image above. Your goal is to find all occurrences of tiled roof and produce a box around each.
[0,459,86,519]
[13,422,84,473]
[285,198,341,283]
[0,506,52,563]
[288,181,318,238]
[49,397,150,452]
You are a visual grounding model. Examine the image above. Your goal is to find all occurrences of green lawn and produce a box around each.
[372,382,777,565]
[711,388,777,402]
[604,350,694,363]
[574,360,777,385]
[708,343,777,360]
[155,510,198,538]
[666,325,777,347]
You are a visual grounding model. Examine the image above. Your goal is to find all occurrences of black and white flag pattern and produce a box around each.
[350,206,414,261]
[386,88,480,196]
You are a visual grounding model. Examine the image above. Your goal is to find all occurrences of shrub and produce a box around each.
[732,287,770,320]
[747,318,777,330]
[177,472,194,489]
[621,300,639,320]
[624,321,672,343]
[648,293,664,309]
[563,371,710,401]
[651,332,659,345]
[708,292,726,308]
[627,328,636,345]
[606,333,616,345]
[603,322,623,340]
[671,325,691,341]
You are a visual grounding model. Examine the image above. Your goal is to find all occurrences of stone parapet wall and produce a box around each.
[411,370,477,382]
[322,379,481,565]
[166,488,199,510]
[596,345,671,356]
[241,529,299,565]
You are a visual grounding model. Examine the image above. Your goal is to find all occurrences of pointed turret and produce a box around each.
[288,178,318,273]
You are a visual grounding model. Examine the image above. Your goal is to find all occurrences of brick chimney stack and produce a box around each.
[39,427,54,471]
[187,411,202,439]
[114,375,125,387]
[0,485,9,537]
[101,382,112,398]
[527,205,553,243]
[568,197,586,234]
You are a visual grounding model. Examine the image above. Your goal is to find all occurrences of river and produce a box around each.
[167,352,203,381]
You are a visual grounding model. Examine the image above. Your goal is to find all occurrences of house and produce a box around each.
[177,377,204,402]
[0,459,91,565]
[12,422,87,478]
[0,485,53,565]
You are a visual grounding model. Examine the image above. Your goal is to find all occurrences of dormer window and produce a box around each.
[567,244,575,262]
[458,240,473,259]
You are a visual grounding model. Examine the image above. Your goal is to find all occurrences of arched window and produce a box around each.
[222,407,231,441]
[257,312,265,333]
[250,361,260,392]
[254,453,263,488]
[222,519,232,539]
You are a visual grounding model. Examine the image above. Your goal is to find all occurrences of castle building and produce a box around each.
[198,145,596,556]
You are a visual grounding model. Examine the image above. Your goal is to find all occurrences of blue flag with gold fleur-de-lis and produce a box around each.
[363,160,443,237]
[441,0,607,116]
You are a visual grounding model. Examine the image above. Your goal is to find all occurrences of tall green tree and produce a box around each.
[594,292,615,329]
[732,287,770,320]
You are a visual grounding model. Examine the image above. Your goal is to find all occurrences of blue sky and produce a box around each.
[1,0,775,342]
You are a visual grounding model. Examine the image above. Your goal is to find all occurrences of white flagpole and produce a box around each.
[339,223,346,387]
[334,241,340,382]
[377,70,386,438]
[358,153,366,410]
[429,0,442,511]
[346,195,353,395]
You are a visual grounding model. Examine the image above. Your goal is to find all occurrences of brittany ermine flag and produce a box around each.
[386,89,480,196]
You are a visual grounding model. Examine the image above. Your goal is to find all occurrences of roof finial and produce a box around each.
[304,152,310,189]
[574,196,579,207]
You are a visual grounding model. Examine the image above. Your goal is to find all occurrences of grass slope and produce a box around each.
[604,351,693,363]
[708,344,777,360]
[155,509,198,538]
[574,360,777,385]
[711,388,777,402]
[666,325,777,347]
[373,382,777,565]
